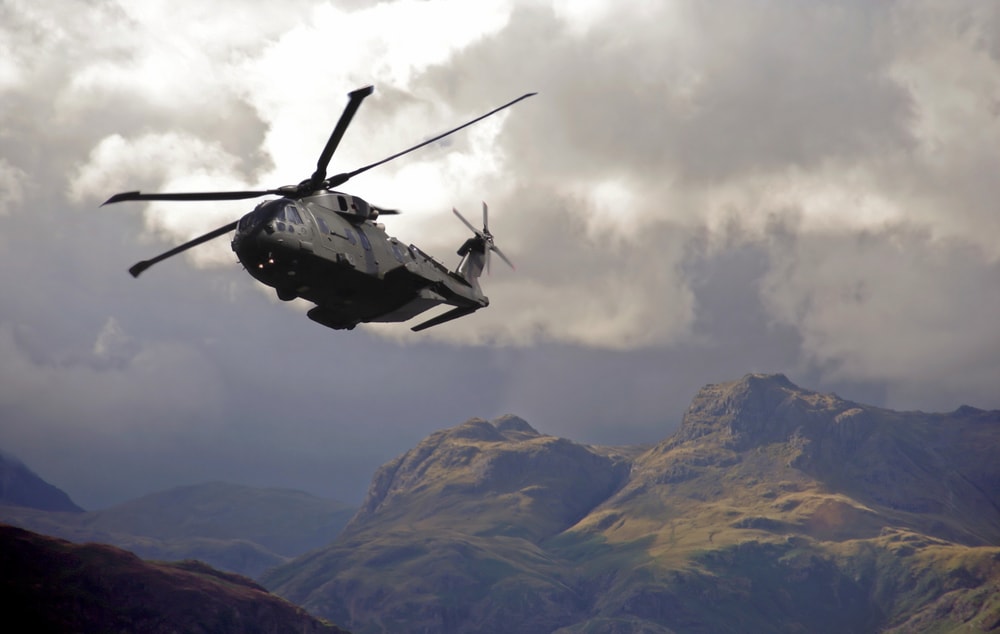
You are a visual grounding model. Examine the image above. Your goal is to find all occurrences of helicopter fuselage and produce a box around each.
[231,191,487,331]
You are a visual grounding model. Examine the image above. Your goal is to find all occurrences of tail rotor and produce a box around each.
[453,202,515,276]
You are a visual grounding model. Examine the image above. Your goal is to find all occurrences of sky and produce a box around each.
[1,0,998,510]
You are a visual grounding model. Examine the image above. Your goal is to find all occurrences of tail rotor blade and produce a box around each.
[453,207,481,236]
[455,202,514,271]
[491,244,515,270]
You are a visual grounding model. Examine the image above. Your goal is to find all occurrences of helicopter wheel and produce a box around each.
[276,288,297,301]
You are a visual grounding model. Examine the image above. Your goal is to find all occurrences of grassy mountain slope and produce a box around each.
[265,375,1000,633]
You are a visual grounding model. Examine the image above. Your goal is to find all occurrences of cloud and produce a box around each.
[2,0,999,508]
[760,224,1000,410]
[0,320,226,431]
[0,159,27,215]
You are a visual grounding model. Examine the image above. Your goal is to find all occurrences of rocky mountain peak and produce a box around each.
[444,415,541,443]
[491,414,539,437]
[636,374,1000,547]
[671,373,853,451]
[349,416,630,540]
[447,417,506,442]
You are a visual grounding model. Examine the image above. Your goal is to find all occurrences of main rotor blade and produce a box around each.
[128,220,238,278]
[325,91,537,188]
[482,201,489,234]
[104,190,279,205]
[309,85,375,188]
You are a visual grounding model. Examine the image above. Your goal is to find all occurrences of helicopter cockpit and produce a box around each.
[237,199,307,234]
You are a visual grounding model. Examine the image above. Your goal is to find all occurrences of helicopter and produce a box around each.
[103,85,534,332]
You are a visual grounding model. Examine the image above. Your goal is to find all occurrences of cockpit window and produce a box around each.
[239,201,276,231]
[284,203,303,224]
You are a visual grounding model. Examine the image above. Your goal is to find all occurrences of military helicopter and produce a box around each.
[104,85,534,331]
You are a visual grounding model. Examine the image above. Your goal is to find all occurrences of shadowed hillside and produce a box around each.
[1,481,356,578]
[264,375,1000,634]
[0,451,83,512]
[0,523,349,633]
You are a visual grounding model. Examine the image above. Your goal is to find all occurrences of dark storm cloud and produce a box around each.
[1,1,998,509]
[425,1,913,182]
[418,0,1000,401]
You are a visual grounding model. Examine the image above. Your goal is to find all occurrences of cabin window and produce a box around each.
[316,217,331,235]
[390,240,405,262]
[357,230,371,251]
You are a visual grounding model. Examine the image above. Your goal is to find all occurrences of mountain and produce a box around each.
[263,375,1000,633]
[264,414,637,632]
[1,481,356,578]
[0,450,83,512]
[0,523,349,633]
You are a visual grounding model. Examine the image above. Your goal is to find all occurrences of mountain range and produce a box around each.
[4,373,999,633]
[262,374,1000,633]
